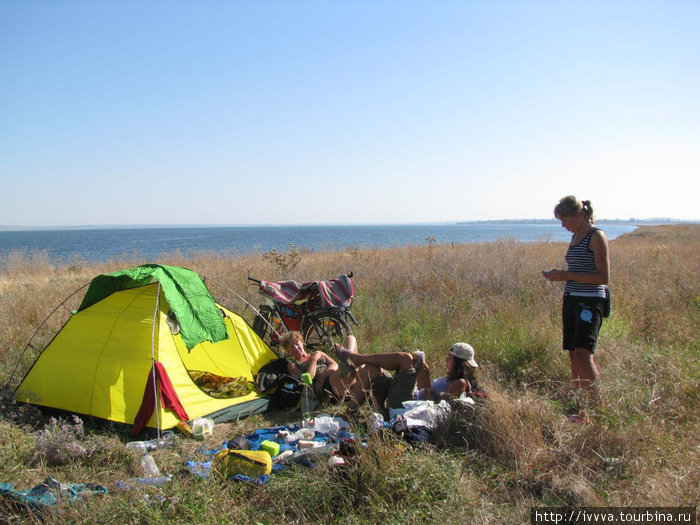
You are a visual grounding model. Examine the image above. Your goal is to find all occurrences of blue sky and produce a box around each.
[1,1,698,226]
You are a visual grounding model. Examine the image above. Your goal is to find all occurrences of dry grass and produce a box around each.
[0,224,698,522]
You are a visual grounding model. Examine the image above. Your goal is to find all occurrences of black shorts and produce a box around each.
[371,369,417,412]
[562,293,605,353]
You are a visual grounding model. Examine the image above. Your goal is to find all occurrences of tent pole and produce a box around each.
[150,283,162,438]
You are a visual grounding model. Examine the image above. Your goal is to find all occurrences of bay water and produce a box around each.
[0,222,641,264]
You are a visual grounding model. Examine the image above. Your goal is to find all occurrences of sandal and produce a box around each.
[332,343,357,376]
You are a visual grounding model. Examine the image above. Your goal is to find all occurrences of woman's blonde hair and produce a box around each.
[554,195,594,223]
[278,331,303,351]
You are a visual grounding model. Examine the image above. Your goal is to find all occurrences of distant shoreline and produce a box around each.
[0,218,694,232]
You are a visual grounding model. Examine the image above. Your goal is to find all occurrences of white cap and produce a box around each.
[449,342,478,368]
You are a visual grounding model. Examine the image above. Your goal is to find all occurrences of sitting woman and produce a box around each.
[279,331,359,403]
[333,341,484,413]
[413,342,484,402]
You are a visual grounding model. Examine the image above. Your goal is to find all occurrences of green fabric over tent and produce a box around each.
[77,264,227,349]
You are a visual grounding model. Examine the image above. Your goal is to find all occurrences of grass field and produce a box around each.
[0,224,697,524]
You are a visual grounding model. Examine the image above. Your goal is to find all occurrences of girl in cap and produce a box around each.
[543,195,609,420]
[333,342,483,412]
[413,342,483,402]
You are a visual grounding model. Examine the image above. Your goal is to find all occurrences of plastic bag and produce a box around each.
[312,415,349,436]
[191,418,214,439]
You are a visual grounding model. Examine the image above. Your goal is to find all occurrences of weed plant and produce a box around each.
[0,225,697,523]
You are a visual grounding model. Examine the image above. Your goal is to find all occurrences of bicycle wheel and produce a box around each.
[252,305,283,348]
[303,312,351,351]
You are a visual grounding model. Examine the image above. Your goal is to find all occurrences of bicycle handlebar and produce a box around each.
[249,273,352,284]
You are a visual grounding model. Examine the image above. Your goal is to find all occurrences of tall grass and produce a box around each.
[0,225,697,523]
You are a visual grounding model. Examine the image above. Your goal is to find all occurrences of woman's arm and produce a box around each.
[288,361,301,377]
[305,351,337,380]
[442,378,468,399]
[317,351,339,372]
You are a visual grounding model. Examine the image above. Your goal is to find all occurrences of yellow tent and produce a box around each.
[14,265,278,433]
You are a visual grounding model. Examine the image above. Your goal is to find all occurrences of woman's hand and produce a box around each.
[543,269,567,282]
[416,362,431,390]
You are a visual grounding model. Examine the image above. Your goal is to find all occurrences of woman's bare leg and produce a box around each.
[344,363,382,411]
[344,351,414,372]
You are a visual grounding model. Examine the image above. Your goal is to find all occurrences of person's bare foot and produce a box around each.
[332,343,356,377]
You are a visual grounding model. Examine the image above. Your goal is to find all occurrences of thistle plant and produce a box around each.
[35,415,94,465]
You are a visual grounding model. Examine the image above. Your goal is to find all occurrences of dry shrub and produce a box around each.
[35,415,94,466]
[612,228,699,345]
[458,384,554,470]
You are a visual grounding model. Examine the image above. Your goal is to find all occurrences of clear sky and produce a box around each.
[1,1,698,226]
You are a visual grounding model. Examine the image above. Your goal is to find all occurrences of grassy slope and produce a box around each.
[0,225,697,524]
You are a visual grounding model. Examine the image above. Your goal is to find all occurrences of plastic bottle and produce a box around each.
[140,453,161,477]
[153,436,170,449]
[126,435,172,452]
[126,441,148,452]
[300,373,317,414]
[116,476,172,489]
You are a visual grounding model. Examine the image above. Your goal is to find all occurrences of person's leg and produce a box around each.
[571,347,604,409]
[339,350,414,372]
[342,335,357,354]
[569,350,582,389]
[344,363,383,411]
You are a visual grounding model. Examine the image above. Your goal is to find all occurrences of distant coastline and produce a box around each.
[458,218,694,225]
[0,218,694,232]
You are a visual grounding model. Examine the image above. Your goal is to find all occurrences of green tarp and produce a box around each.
[77,264,227,349]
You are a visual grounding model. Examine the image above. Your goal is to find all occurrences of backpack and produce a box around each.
[254,358,304,409]
[254,358,290,393]
[275,375,304,408]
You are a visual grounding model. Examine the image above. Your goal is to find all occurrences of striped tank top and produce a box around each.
[564,227,607,298]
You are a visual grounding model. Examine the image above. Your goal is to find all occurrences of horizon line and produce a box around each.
[0,218,695,232]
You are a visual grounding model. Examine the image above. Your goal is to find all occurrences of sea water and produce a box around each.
[0,222,642,264]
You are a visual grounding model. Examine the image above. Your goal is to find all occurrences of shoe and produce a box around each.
[332,343,357,376]
[412,350,425,372]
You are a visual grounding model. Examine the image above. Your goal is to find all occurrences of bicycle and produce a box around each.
[248,273,357,351]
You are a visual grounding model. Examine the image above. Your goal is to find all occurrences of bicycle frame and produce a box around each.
[248,275,356,349]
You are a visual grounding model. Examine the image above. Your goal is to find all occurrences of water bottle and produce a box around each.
[127,435,171,452]
[140,453,161,477]
[116,476,172,489]
[300,373,317,414]
[126,441,148,452]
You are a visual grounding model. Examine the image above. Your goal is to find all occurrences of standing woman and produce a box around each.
[544,196,609,420]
